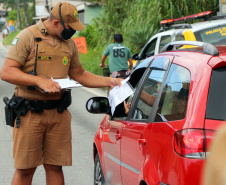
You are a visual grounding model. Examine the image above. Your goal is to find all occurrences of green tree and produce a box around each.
[4,0,35,30]
[0,0,17,10]
[86,0,219,53]
[7,9,17,22]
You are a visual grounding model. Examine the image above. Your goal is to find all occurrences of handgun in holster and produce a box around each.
[3,96,16,127]
[3,95,28,128]
[57,89,72,113]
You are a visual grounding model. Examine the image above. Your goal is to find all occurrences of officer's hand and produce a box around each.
[37,78,61,94]
[109,78,123,88]
[99,64,106,68]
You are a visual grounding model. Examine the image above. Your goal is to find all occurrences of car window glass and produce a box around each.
[154,64,191,122]
[194,25,226,45]
[159,35,171,52]
[142,38,157,58]
[206,66,226,121]
[131,69,166,120]
[131,59,169,120]
[112,57,170,121]
[175,34,185,41]
[112,67,146,119]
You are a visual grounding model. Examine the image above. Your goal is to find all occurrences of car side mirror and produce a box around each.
[86,97,110,114]
[132,53,141,60]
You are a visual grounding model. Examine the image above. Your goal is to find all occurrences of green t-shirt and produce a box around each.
[103,43,132,73]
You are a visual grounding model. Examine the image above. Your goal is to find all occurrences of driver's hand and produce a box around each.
[124,101,131,114]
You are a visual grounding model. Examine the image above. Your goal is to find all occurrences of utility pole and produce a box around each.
[23,0,29,27]
[16,0,22,30]
[45,0,50,13]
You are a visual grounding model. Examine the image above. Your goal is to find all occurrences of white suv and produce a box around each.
[133,11,226,68]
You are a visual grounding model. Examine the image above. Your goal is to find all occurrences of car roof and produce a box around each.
[190,19,226,31]
[136,45,226,72]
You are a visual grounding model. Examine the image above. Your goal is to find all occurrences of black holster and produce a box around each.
[3,95,28,128]
[57,89,72,113]
[3,96,16,127]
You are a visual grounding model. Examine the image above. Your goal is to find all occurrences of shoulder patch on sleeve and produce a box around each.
[12,38,19,45]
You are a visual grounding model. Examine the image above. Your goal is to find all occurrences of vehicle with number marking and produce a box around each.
[87,41,226,185]
[132,11,226,68]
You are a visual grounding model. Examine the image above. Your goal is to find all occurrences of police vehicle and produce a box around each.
[133,11,226,68]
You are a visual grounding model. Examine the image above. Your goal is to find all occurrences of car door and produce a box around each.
[102,118,123,184]
[119,56,173,185]
[101,63,149,184]
[146,63,192,184]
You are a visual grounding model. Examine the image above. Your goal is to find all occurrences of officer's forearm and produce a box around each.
[69,65,113,88]
[1,67,42,87]
[73,71,110,87]
[0,58,42,86]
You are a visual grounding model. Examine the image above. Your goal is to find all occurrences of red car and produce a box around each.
[86,41,226,185]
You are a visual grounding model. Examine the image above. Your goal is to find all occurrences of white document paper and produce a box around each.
[52,78,82,89]
[108,78,135,115]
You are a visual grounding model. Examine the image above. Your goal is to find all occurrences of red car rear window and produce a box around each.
[206,67,226,121]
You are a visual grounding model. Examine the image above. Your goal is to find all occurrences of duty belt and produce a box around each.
[3,89,71,128]
[25,99,61,113]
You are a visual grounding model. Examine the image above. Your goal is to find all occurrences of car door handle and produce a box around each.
[138,139,146,145]
[115,134,121,140]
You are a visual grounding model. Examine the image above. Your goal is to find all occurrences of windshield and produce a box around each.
[194,25,226,45]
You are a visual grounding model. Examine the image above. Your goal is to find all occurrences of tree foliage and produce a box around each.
[3,0,35,29]
[7,9,17,22]
[0,0,33,10]
[81,0,219,53]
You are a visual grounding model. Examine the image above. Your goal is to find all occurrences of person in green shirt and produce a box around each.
[100,33,133,78]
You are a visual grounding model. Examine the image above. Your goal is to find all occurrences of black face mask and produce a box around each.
[61,28,76,40]
[59,3,76,40]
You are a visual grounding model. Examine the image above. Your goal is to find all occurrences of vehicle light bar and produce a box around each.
[160,11,213,25]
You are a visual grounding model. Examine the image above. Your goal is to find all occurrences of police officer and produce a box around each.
[0,2,122,185]
[100,33,133,78]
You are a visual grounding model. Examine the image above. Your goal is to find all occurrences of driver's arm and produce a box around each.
[128,58,133,71]
[140,90,156,106]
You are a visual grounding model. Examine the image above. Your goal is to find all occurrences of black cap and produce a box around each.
[114,34,123,43]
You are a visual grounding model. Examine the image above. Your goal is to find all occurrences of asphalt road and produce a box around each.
[0,33,107,185]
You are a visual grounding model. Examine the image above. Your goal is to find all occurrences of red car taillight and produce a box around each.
[174,129,215,159]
